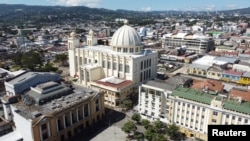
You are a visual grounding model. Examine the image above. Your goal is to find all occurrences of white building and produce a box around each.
[68,20,158,107]
[138,79,250,141]
[162,32,214,54]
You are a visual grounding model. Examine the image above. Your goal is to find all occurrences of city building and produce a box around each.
[138,79,250,141]
[4,71,60,97]
[68,20,158,107]
[162,32,214,54]
[0,81,105,141]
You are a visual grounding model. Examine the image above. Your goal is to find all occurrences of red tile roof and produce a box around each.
[223,70,243,76]
[191,79,224,92]
[229,88,250,102]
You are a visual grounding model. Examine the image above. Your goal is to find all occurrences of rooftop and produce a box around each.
[79,45,155,58]
[216,45,236,50]
[229,88,250,102]
[7,71,60,85]
[191,79,224,93]
[171,86,214,105]
[224,100,250,115]
[94,77,133,89]
[223,70,243,76]
[12,84,99,120]
[188,64,211,70]
[144,80,177,91]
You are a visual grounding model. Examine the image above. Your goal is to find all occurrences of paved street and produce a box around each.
[90,126,127,141]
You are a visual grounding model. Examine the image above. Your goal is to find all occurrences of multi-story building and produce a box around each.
[138,79,250,141]
[162,32,214,54]
[3,81,105,141]
[68,20,158,107]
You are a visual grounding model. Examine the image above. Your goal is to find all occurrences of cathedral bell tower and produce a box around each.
[86,29,98,46]
[68,32,80,77]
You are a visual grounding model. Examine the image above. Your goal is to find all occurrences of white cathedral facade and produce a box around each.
[68,20,158,107]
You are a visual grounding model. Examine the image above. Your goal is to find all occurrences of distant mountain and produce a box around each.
[220,7,250,14]
[0,4,249,26]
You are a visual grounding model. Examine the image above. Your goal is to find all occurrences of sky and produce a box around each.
[1,0,250,11]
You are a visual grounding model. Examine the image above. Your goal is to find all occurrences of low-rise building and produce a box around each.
[187,64,210,77]
[4,81,105,141]
[229,88,250,102]
[4,71,60,96]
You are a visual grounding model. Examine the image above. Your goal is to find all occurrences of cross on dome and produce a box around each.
[124,19,129,25]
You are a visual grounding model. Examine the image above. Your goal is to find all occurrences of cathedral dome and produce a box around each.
[111,20,141,48]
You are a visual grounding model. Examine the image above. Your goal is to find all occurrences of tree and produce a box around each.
[54,53,68,66]
[141,119,150,129]
[132,114,141,124]
[21,51,42,70]
[166,124,181,140]
[145,127,154,141]
[152,134,167,141]
[153,120,166,134]
[12,50,42,71]
[12,52,23,65]
[122,99,133,109]
[122,121,137,134]
[134,132,144,141]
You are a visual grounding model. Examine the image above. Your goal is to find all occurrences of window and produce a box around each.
[212,119,217,123]
[41,123,47,130]
[108,62,111,69]
[226,114,229,118]
[119,64,123,71]
[140,72,143,82]
[232,116,235,120]
[113,62,117,70]
[245,119,248,123]
[125,65,130,73]
[42,132,49,140]
[213,111,218,116]
[239,118,242,122]
[102,61,105,68]
[141,61,143,70]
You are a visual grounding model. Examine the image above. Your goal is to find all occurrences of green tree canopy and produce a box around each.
[131,114,141,124]
[166,123,181,140]
[54,53,68,66]
[141,119,150,129]
[152,134,167,141]
[122,121,137,134]
[145,127,154,141]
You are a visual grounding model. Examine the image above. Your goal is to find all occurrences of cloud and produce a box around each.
[204,5,215,11]
[141,6,151,12]
[48,0,101,7]
[225,4,240,10]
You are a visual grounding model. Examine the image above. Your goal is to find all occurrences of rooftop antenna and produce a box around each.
[22,95,34,119]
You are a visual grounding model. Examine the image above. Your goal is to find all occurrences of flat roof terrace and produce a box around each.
[12,85,99,120]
